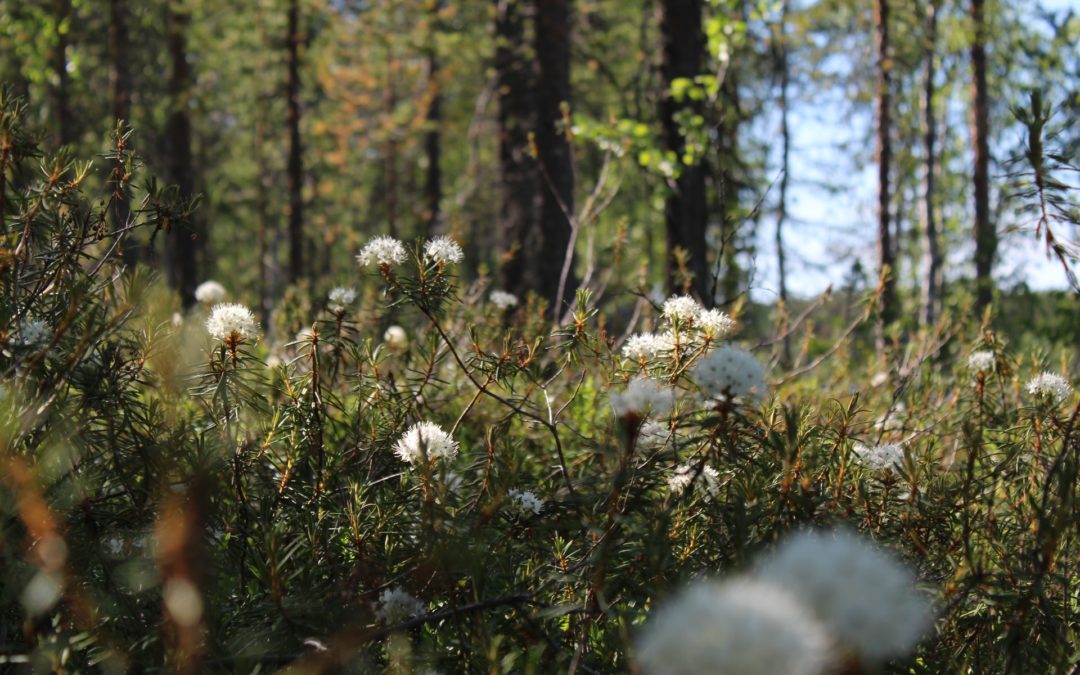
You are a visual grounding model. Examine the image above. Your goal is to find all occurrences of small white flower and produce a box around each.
[1026,372,1072,405]
[394,421,459,465]
[206,304,258,343]
[383,325,409,351]
[662,295,702,323]
[194,280,227,304]
[756,528,933,664]
[623,332,675,361]
[12,318,50,349]
[489,290,519,309]
[424,235,464,264]
[697,309,736,338]
[635,578,830,675]
[507,488,544,516]
[967,350,995,373]
[692,345,767,403]
[357,235,408,267]
[852,442,904,472]
[374,587,425,624]
[610,377,675,419]
[327,286,357,313]
[667,463,721,499]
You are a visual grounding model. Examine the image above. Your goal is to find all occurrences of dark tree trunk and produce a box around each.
[775,0,792,365]
[51,0,73,147]
[970,0,994,313]
[534,0,575,310]
[494,0,538,295]
[875,0,897,329]
[920,0,942,327]
[110,0,137,265]
[423,1,443,234]
[166,0,197,309]
[660,0,709,300]
[286,0,304,284]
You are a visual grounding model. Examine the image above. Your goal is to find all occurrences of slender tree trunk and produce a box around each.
[166,0,197,308]
[494,0,538,295]
[385,59,399,238]
[659,0,709,300]
[534,0,575,309]
[51,0,73,147]
[423,1,443,234]
[110,0,137,266]
[776,0,792,365]
[970,0,994,313]
[286,0,304,284]
[875,0,897,330]
[919,1,942,327]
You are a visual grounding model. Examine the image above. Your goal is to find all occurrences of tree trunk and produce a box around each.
[494,0,538,296]
[919,0,942,327]
[385,59,399,238]
[286,0,304,284]
[51,0,73,147]
[659,0,709,300]
[970,0,994,313]
[166,0,197,309]
[776,0,792,364]
[110,0,137,265]
[423,1,443,234]
[875,0,897,329]
[534,0,576,310]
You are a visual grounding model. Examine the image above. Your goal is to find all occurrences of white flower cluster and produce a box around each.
[394,421,459,465]
[374,587,425,624]
[489,290,519,309]
[610,377,675,419]
[623,296,735,365]
[698,308,737,337]
[852,442,904,472]
[662,295,702,323]
[206,303,259,343]
[424,235,464,264]
[622,332,675,361]
[667,463,720,499]
[327,286,357,313]
[383,325,409,351]
[636,579,830,675]
[507,488,544,516]
[13,318,50,349]
[756,529,933,664]
[194,280,227,304]
[357,235,408,267]
[967,350,995,373]
[1026,372,1072,405]
[692,345,767,404]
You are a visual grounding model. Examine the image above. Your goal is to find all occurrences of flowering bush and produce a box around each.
[0,97,1077,673]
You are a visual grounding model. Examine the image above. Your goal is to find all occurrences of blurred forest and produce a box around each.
[1,0,1076,342]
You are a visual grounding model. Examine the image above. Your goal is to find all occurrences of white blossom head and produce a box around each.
[1026,372,1072,406]
[206,304,259,344]
[357,235,408,267]
[383,325,408,352]
[394,421,459,465]
[622,332,675,362]
[852,442,904,472]
[489,290,519,310]
[756,528,933,664]
[692,345,767,404]
[966,350,995,374]
[12,318,50,349]
[662,295,702,324]
[374,587,425,624]
[327,286,357,313]
[610,377,675,420]
[507,488,544,516]
[194,280,227,304]
[424,235,464,264]
[667,463,721,500]
[635,578,830,675]
[698,309,736,339]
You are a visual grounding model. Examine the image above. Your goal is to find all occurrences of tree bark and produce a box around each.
[970,0,994,313]
[166,0,197,308]
[110,0,137,265]
[51,0,73,147]
[534,0,576,309]
[659,0,709,300]
[775,0,792,364]
[494,0,539,295]
[423,1,443,234]
[875,0,897,329]
[286,0,305,284]
[919,0,942,327]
